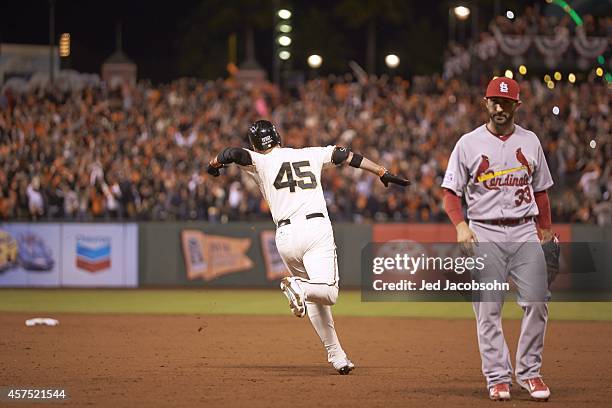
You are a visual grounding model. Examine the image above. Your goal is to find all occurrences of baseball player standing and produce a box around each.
[207,120,409,374]
[442,77,555,401]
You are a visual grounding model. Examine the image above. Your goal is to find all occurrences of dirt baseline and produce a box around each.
[1,314,610,408]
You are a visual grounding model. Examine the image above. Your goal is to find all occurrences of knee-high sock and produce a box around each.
[306,301,346,363]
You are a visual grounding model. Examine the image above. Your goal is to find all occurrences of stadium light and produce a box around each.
[506,10,515,19]
[274,8,292,63]
[307,54,323,68]
[278,9,291,19]
[519,65,527,75]
[589,140,596,149]
[544,74,551,83]
[273,7,293,85]
[595,67,603,77]
[504,70,513,79]
[278,24,292,33]
[568,73,576,83]
[547,81,555,89]
[277,35,292,47]
[385,54,400,69]
[453,6,471,20]
[554,71,562,81]
[59,33,70,57]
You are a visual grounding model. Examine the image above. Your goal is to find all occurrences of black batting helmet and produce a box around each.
[247,120,281,151]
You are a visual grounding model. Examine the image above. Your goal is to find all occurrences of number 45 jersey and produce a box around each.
[441,124,554,221]
[240,146,336,224]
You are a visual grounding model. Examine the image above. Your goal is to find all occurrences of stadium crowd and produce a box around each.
[0,72,610,225]
[444,7,611,80]
[493,7,611,37]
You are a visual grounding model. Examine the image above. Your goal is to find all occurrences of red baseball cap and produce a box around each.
[485,77,520,101]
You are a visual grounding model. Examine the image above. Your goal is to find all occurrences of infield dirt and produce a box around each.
[1,314,610,407]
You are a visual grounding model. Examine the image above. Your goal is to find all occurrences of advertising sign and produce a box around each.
[0,224,61,287]
[0,223,138,287]
[181,229,253,281]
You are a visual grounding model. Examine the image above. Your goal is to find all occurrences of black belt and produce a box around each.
[277,213,324,227]
[473,216,534,226]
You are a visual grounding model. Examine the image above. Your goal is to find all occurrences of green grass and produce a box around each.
[0,289,611,321]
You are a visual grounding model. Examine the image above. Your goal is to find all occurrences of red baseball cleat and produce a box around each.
[518,377,550,401]
[489,383,511,401]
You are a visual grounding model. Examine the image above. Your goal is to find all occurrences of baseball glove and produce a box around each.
[542,235,560,286]
[380,171,410,187]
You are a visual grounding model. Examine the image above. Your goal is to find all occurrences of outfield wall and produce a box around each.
[139,222,371,287]
[0,222,610,288]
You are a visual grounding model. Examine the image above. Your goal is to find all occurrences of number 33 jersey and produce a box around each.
[240,146,336,224]
[441,124,554,220]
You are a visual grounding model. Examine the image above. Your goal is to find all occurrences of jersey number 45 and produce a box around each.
[274,161,317,192]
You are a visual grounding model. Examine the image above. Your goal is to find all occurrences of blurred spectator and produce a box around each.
[578,164,601,201]
[26,177,44,219]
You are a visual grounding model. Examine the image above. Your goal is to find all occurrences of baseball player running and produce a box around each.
[442,77,555,401]
[207,120,409,374]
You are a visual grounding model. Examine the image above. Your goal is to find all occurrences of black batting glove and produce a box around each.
[207,163,224,177]
[380,170,410,187]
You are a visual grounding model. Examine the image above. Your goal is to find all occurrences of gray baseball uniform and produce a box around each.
[442,124,554,388]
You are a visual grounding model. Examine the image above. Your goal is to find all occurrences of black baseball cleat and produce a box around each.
[338,366,352,375]
[332,358,355,375]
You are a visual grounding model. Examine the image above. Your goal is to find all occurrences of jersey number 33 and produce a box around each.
[274,161,317,192]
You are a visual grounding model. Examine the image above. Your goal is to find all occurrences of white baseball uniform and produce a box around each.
[239,145,348,364]
[442,124,554,388]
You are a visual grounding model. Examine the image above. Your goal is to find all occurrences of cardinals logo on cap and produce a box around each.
[486,77,520,101]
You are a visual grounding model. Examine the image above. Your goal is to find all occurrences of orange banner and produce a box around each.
[181,230,253,281]
[260,230,290,281]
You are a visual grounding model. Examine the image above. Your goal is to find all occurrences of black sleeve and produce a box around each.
[217,147,253,166]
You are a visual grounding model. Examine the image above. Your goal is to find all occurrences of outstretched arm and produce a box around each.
[207,147,253,177]
[331,147,410,187]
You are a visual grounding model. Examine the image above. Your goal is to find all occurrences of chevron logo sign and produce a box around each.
[76,236,111,273]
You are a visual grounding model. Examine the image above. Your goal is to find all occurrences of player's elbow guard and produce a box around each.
[218,147,253,166]
[331,146,363,168]
[331,146,350,165]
